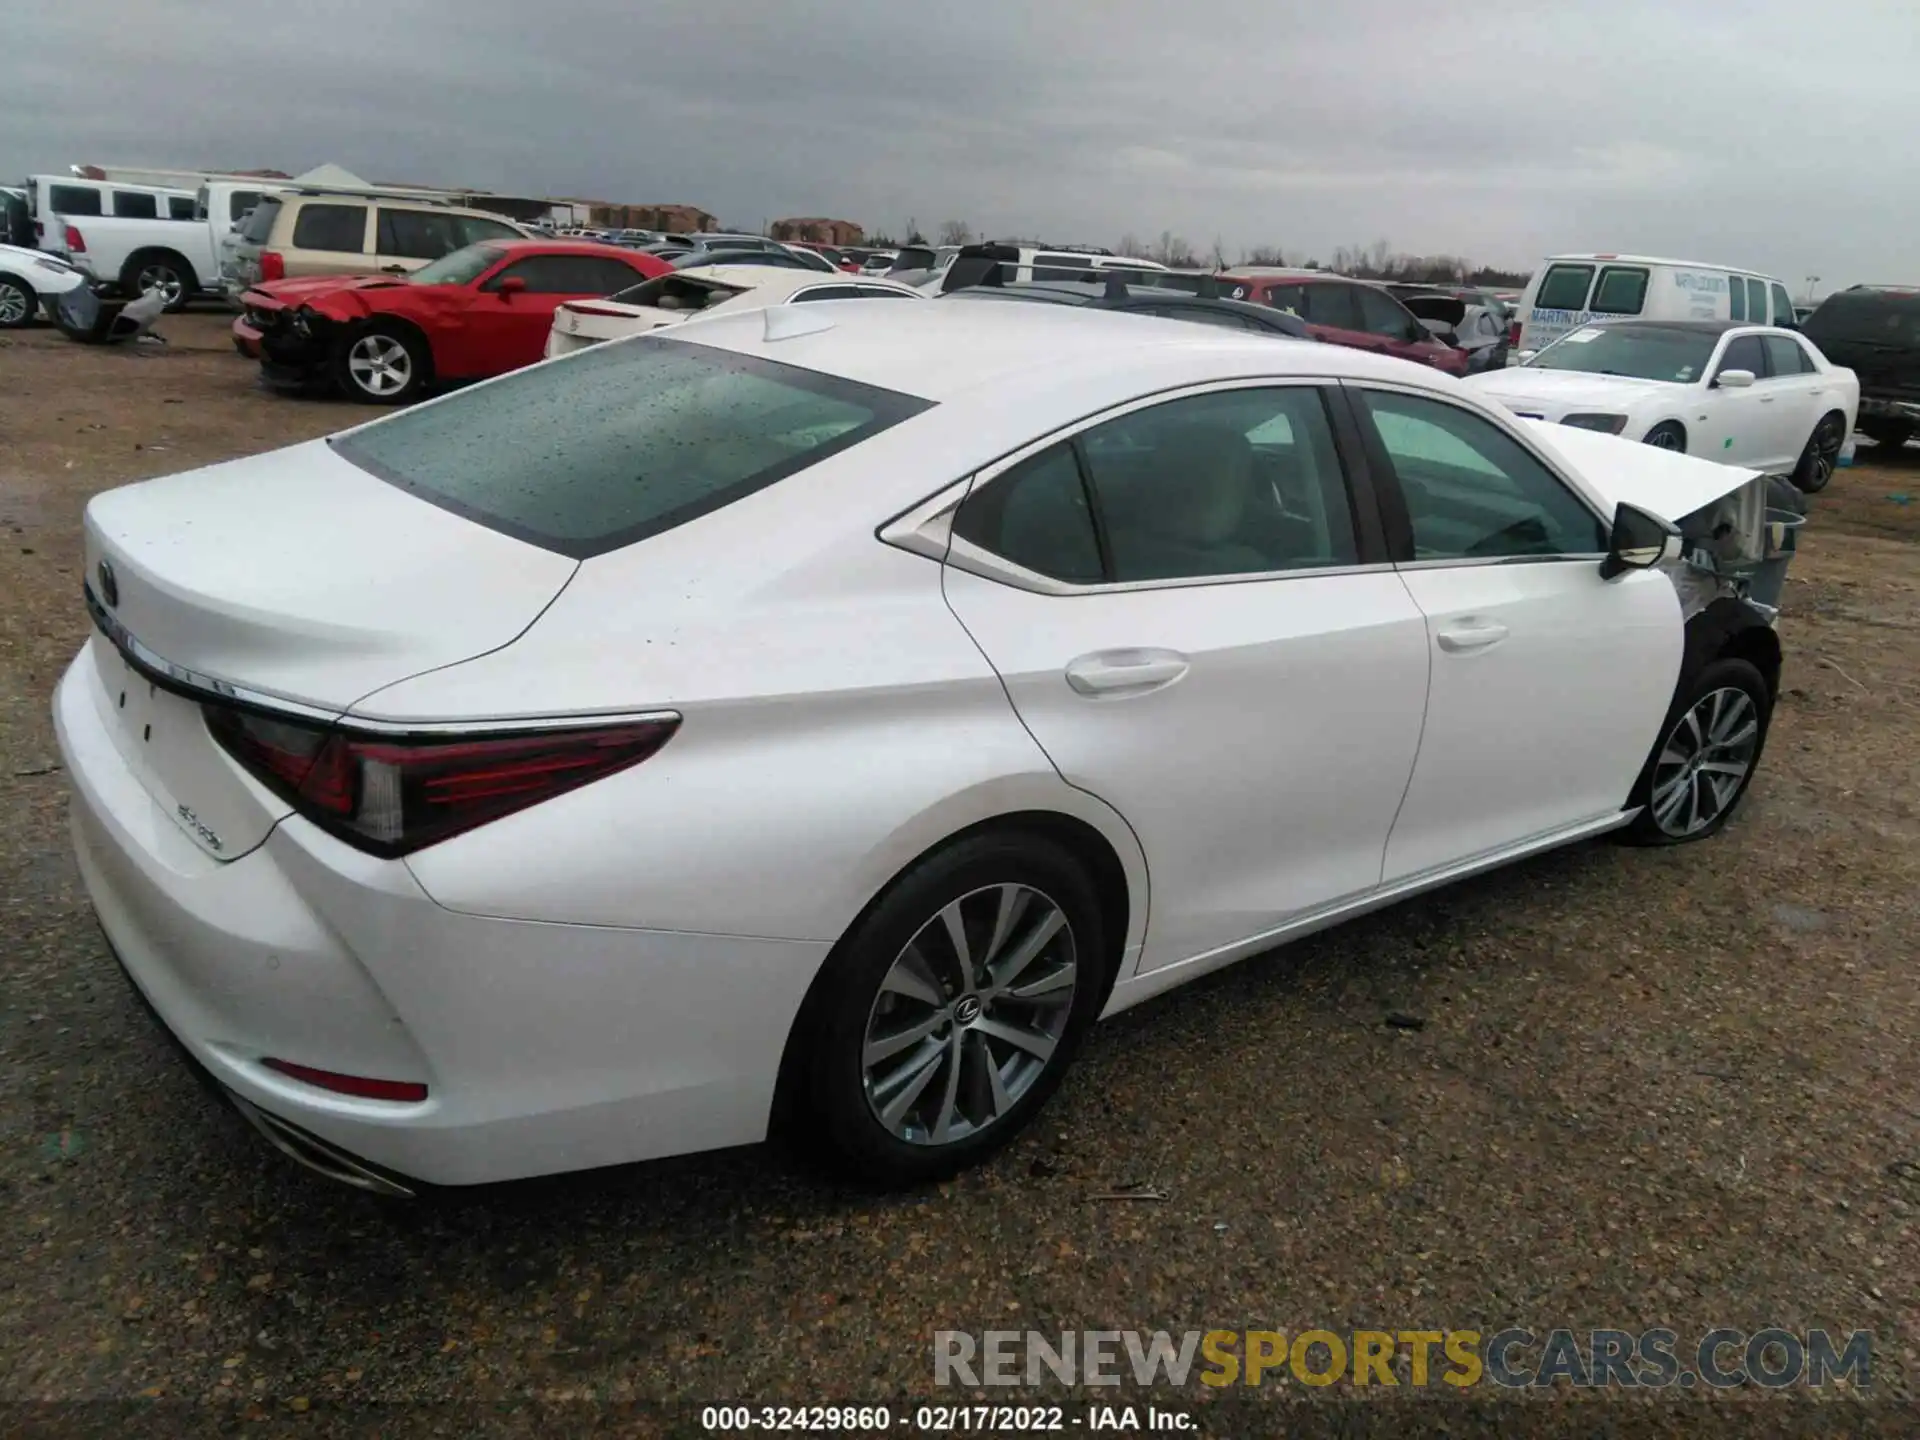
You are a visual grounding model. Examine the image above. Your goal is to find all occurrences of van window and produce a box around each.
[112,190,158,219]
[1728,281,1746,322]
[48,184,104,217]
[1534,264,1594,311]
[1745,278,1768,324]
[291,203,367,254]
[239,197,282,243]
[1590,266,1649,316]
[1770,284,1796,329]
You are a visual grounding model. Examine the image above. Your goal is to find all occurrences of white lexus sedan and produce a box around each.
[545,263,923,357]
[1468,319,1858,493]
[58,301,1783,1195]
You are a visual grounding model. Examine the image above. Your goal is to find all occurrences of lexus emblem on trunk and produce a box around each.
[97,559,118,608]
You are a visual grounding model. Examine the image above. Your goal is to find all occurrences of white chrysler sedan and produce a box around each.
[544,263,923,358]
[1468,319,1857,492]
[58,301,1782,1194]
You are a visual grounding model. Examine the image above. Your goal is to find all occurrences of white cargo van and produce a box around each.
[1513,254,1799,358]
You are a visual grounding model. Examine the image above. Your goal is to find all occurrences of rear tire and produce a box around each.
[787,830,1108,1187]
[1643,421,1687,453]
[120,251,194,313]
[1791,412,1847,493]
[0,274,35,329]
[1622,657,1772,846]
[334,323,429,404]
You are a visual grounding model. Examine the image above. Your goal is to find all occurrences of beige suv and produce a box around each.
[223,191,526,297]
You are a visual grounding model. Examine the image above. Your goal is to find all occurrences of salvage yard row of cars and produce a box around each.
[12,166,1893,1196]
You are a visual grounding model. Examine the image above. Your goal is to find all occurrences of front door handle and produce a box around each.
[1435,620,1510,654]
[1064,648,1190,698]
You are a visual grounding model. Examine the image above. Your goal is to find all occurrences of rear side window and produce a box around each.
[239,197,282,243]
[48,184,103,217]
[230,190,263,222]
[112,190,158,219]
[1261,283,1306,315]
[1590,266,1649,315]
[1534,264,1594,311]
[1770,283,1795,329]
[952,444,1103,583]
[168,195,196,220]
[292,203,367,254]
[377,207,463,260]
[330,337,934,559]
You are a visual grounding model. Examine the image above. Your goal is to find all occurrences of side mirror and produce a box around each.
[1516,349,1537,363]
[1599,502,1683,580]
[1714,368,1755,389]
[495,275,527,296]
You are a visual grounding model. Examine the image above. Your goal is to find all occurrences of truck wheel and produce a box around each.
[0,275,35,329]
[121,252,194,313]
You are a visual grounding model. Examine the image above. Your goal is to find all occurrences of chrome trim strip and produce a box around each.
[1393,552,1607,573]
[1103,809,1637,1015]
[944,536,1400,597]
[84,582,681,737]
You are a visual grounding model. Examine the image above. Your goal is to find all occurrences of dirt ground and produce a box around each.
[2,313,1918,1433]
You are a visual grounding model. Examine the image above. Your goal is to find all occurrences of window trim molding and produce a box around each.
[878,376,1384,595]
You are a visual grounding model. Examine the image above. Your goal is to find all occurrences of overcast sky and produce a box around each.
[4,0,1912,287]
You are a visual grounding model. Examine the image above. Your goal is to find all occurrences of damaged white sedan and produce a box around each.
[56,302,1784,1194]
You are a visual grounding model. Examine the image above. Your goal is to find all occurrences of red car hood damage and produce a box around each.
[242,275,419,318]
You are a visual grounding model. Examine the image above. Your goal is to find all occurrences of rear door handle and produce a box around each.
[1064,648,1190,697]
[1435,620,1510,654]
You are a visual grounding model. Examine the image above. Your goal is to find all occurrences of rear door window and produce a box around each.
[1761,335,1813,376]
[1533,264,1595,311]
[168,195,196,220]
[48,184,104,217]
[1303,283,1363,331]
[1590,266,1649,315]
[1716,334,1766,378]
[1261,283,1306,315]
[292,203,368,254]
[1770,283,1796,329]
[377,208,463,260]
[330,338,933,559]
[111,190,157,219]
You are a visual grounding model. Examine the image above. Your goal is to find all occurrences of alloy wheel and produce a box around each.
[862,883,1077,1146]
[1646,427,1685,452]
[346,334,413,397]
[1650,686,1760,837]
[1806,416,1845,490]
[137,265,184,308]
[0,281,28,327]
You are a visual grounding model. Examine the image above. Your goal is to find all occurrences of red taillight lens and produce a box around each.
[1507,321,1522,349]
[261,1058,427,1103]
[260,250,285,281]
[204,705,679,857]
[63,224,85,254]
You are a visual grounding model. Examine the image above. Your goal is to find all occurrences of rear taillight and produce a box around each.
[1507,320,1522,349]
[203,705,679,857]
[33,219,44,239]
[63,224,85,254]
[260,250,285,281]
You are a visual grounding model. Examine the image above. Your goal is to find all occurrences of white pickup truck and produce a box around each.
[52,212,219,311]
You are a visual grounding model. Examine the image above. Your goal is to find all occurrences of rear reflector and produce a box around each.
[262,1058,428,1103]
[204,704,679,857]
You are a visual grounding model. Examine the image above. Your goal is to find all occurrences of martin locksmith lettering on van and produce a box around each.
[1513,254,1798,359]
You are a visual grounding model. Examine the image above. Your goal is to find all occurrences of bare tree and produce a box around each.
[1118,232,1144,260]
[1368,237,1392,275]
[1245,245,1288,267]
[936,220,971,247]
[1209,235,1228,269]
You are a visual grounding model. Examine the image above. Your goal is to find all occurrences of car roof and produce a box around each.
[1576,319,1754,336]
[675,263,872,291]
[1540,254,1773,273]
[660,294,1423,403]
[482,238,640,258]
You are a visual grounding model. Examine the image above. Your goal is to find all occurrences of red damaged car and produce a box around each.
[234,239,670,403]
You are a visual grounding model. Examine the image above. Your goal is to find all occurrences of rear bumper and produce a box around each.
[53,643,829,1188]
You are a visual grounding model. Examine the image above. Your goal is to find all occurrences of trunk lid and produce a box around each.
[82,437,579,859]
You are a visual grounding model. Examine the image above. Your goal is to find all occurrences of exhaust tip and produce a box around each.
[229,1095,416,1199]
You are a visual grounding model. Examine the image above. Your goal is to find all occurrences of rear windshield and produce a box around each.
[330,337,935,559]
[239,197,282,243]
[1804,289,1920,348]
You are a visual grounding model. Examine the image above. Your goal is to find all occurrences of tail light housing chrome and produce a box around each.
[204,704,679,857]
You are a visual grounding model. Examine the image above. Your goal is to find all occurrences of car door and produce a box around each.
[1300,282,1379,353]
[1759,334,1822,461]
[1705,333,1781,468]
[456,254,638,376]
[936,383,1431,972]
[1345,384,1682,880]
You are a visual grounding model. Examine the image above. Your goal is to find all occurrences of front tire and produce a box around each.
[1643,421,1687,453]
[0,274,36,329]
[1792,413,1846,493]
[789,831,1108,1186]
[334,323,429,404]
[1622,657,1772,845]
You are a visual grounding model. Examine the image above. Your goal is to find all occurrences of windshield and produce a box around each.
[1526,326,1716,383]
[1804,289,1920,348]
[409,243,507,286]
[330,336,934,559]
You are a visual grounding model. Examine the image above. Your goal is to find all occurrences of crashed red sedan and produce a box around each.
[233,239,669,403]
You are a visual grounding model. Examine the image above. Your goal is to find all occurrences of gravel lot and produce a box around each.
[2,313,1917,1432]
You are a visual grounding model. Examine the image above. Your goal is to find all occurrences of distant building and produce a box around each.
[582,203,719,233]
[772,217,865,246]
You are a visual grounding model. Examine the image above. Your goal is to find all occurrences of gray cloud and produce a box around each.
[4,0,1913,285]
